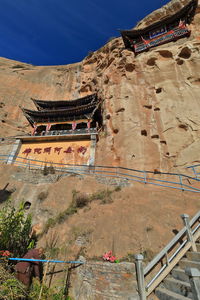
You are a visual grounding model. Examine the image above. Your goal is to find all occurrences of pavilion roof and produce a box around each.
[120,0,197,48]
[21,101,100,126]
[31,93,98,111]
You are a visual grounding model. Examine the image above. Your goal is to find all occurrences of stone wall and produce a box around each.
[69,258,139,300]
[0,139,15,158]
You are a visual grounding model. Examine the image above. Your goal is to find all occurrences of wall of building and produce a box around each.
[15,140,91,167]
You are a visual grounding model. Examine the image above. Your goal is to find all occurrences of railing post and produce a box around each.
[192,166,198,179]
[135,254,146,300]
[143,171,147,184]
[116,167,120,178]
[185,268,200,300]
[179,175,184,191]
[165,253,169,266]
[89,165,95,175]
[181,214,197,252]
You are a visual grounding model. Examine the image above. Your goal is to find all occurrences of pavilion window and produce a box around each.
[149,25,167,39]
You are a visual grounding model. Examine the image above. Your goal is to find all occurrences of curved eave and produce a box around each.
[21,102,100,126]
[120,0,197,48]
[21,107,35,127]
[31,93,98,111]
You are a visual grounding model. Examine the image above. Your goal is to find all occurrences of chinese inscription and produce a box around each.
[22,146,88,156]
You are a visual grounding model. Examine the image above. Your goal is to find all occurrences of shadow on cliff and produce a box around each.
[0,183,15,203]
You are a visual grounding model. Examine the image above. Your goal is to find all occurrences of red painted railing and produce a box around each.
[133,25,190,53]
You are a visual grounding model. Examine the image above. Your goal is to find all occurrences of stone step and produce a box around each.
[163,277,192,298]
[186,251,200,262]
[179,258,200,270]
[155,286,192,300]
[196,243,200,252]
[171,268,190,283]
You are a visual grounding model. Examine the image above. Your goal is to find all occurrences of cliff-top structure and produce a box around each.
[121,0,197,53]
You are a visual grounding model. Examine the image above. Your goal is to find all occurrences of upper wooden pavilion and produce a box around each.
[120,0,197,53]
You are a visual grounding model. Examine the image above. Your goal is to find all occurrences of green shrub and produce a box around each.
[48,165,55,174]
[0,201,34,257]
[45,231,60,259]
[72,192,90,208]
[42,218,57,234]
[0,263,27,299]
[43,188,114,235]
[73,189,114,206]
[114,186,121,192]
[42,165,55,176]
[43,165,49,176]
[90,189,113,204]
[29,278,65,300]
[42,202,78,234]
[56,202,77,224]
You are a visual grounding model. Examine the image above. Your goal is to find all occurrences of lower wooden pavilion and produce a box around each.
[21,94,102,136]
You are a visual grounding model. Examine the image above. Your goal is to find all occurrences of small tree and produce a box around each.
[0,201,34,257]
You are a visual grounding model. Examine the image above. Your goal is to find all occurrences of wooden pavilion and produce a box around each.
[10,94,102,167]
[21,94,101,136]
[120,0,197,54]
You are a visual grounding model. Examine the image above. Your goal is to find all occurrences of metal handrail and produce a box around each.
[187,164,200,180]
[34,128,97,137]
[1,154,200,178]
[145,239,188,291]
[144,212,200,276]
[1,154,200,193]
[143,211,200,296]
[9,258,84,264]
[187,164,200,169]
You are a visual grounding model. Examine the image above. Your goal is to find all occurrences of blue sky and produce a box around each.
[0,0,169,66]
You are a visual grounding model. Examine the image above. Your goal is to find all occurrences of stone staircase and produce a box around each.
[155,241,200,300]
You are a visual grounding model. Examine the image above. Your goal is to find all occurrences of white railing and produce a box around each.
[135,211,200,299]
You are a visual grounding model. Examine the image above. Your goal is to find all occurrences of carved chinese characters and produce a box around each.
[22,146,87,156]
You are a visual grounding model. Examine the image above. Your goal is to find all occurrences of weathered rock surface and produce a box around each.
[0,0,200,254]
[1,1,200,174]
[70,258,138,300]
[1,1,200,298]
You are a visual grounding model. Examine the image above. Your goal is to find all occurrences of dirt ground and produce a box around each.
[1,165,199,262]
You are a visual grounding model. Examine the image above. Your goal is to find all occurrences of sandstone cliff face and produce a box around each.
[1,0,200,174]
[1,2,200,290]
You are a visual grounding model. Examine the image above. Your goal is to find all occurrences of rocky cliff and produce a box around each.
[1,0,200,278]
[1,1,200,174]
